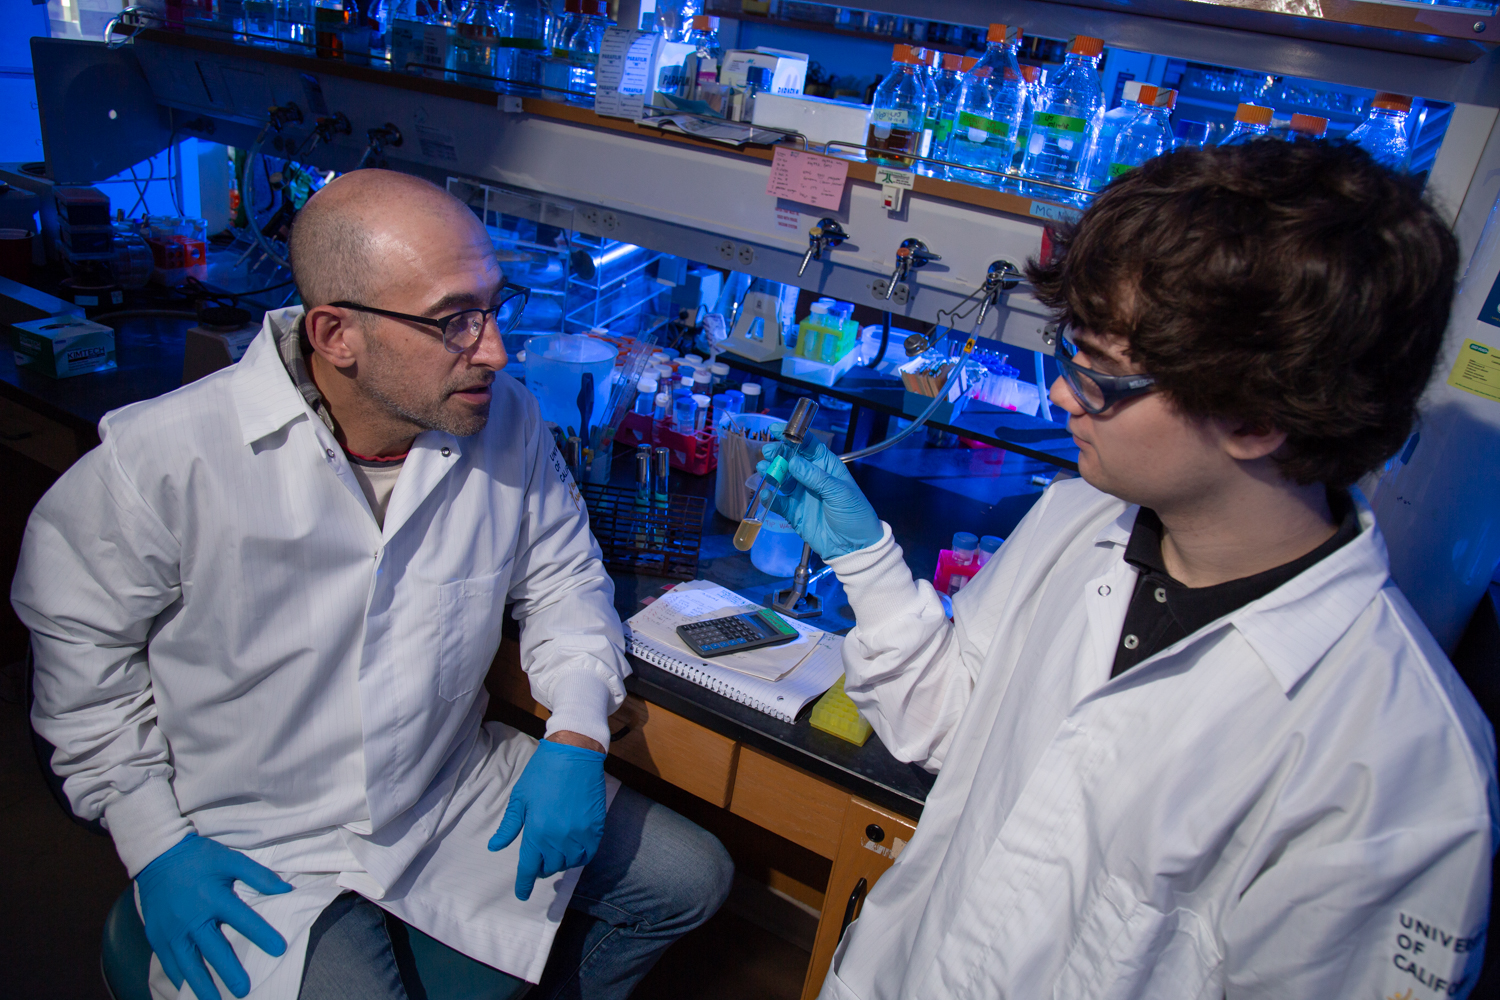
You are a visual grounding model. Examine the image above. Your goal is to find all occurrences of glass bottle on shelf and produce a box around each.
[1085,78,1144,191]
[244,0,277,45]
[1347,93,1411,169]
[451,0,502,86]
[276,0,312,50]
[550,0,580,50]
[1105,86,1176,182]
[681,14,723,99]
[1288,113,1329,140]
[656,0,700,41]
[933,52,964,106]
[562,0,610,103]
[1220,103,1274,145]
[930,55,977,177]
[1172,118,1210,150]
[497,0,551,91]
[1010,64,1044,172]
[867,44,929,168]
[1020,35,1105,203]
[915,48,944,176]
[946,23,1025,188]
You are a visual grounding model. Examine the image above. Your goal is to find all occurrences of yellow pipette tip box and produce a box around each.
[810,674,873,746]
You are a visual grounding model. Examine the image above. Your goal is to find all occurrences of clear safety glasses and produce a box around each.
[1052,325,1157,415]
[330,282,531,353]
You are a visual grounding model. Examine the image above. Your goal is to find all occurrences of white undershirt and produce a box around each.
[348,460,403,528]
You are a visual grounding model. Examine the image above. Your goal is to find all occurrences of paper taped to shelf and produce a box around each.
[765,147,849,210]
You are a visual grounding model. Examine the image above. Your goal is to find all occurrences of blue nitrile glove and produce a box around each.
[134,832,293,1000]
[488,739,608,901]
[758,437,883,559]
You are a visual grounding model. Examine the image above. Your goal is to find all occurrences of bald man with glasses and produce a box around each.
[15,170,731,1000]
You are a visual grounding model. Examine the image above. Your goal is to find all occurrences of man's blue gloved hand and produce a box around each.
[759,437,882,560]
[135,832,293,1000]
[488,739,608,901]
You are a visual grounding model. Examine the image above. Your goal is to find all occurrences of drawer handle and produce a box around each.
[609,722,632,742]
[839,877,868,941]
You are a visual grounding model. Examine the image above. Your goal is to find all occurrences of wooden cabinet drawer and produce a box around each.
[729,746,849,859]
[485,639,739,807]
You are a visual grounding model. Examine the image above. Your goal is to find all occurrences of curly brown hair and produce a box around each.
[1025,139,1458,487]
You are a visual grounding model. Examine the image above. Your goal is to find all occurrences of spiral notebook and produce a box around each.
[624,581,844,723]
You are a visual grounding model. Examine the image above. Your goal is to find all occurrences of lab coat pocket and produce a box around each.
[436,566,511,702]
[1052,874,1221,1000]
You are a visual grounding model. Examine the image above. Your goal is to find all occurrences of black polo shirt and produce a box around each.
[1109,493,1361,678]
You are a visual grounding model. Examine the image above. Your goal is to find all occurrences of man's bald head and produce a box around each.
[288,170,483,308]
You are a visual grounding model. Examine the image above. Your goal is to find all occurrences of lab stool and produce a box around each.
[99,887,530,1000]
[28,649,527,1000]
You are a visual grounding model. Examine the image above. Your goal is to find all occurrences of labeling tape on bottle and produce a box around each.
[871,108,912,126]
[1032,112,1088,134]
[957,111,1008,138]
[933,119,953,143]
[496,36,549,49]
[1108,162,1134,178]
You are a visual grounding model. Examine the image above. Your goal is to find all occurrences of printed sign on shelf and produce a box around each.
[1446,338,1500,404]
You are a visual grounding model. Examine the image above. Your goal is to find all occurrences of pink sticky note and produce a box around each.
[765,146,850,212]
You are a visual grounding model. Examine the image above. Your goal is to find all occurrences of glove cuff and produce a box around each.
[827,523,926,623]
[102,777,195,877]
[543,671,615,751]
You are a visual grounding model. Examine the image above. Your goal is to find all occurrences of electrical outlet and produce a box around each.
[717,241,736,262]
[578,208,601,231]
[736,244,756,266]
[601,211,619,232]
[870,279,910,305]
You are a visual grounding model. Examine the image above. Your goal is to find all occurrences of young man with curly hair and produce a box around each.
[762,140,1497,999]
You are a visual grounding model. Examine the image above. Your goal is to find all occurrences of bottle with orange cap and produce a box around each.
[1105,86,1177,182]
[867,43,930,167]
[931,55,979,178]
[1286,113,1329,140]
[1220,103,1274,145]
[1010,64,1046,172]
[681,14,723,97]
[1020,35,1106,202]
[914,49,945,176]
[1347,93,1411,169]
[1085,78,1147,191]
[947,23,1027,187]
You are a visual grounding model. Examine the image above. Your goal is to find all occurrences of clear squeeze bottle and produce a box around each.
[735,397,818,551]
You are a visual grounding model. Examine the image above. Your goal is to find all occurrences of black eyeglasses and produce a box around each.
[1052,325,1157,415]
[330,282,530,353]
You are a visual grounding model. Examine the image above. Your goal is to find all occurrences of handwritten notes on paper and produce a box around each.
[766,147,850,211]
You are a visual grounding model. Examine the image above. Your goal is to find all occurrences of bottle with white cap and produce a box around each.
[710,361,729,389]
[740,382,762,413]
[693,369,712,395]
[691,392,711,433]
[633,377,659,415]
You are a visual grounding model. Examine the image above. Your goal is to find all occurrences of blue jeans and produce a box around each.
[297,786,733,1000]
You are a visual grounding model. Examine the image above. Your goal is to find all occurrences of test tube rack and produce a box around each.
[580,483,707,581]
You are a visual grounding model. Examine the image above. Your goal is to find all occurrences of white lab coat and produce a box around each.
[13,309,630,998]
[819,478,1496,1000]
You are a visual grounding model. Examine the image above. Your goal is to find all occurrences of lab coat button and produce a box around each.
[325,448,335,459]
[1154,587,1167,603]
[1123,634,1139,649]
[441,447,452,457]
[1098,584,1111,596]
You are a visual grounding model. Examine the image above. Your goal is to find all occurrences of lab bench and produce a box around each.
[1,310,1025,999]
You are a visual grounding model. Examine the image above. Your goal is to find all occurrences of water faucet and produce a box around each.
[797,218,849,277]
[885,238,940,300]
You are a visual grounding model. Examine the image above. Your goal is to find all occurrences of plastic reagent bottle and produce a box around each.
[867,44,929,167]
[1347,92,1411,169]
[1288,113,1329,140]
[735,398,818,551]
[1106,86,1176,183]
[1021,35,1106,202]
[681,14,723,99]
[1086,78,1144,191]
[948,23,1026,187]
[1221,103,1274,145]
[977,535,1002,567]
[633,378,659,415]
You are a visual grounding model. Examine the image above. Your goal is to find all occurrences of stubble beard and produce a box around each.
[361,332,492,438]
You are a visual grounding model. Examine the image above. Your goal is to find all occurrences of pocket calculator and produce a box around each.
[676,609,800,657]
